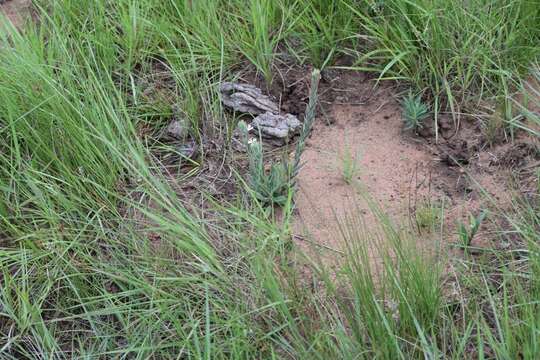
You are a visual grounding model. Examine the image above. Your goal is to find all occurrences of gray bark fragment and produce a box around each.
[252,112,301,140]
[220,82,279,115]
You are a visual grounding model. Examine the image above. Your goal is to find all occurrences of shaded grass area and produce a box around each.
[0,0,538,358]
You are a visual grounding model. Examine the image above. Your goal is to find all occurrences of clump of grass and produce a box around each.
[330,206,445,358]
[346,0,540,128]
[289,1,358,68]
[401,92,430,131]
[511,62,540,138]
[236,0,283,83]
[414,199,444,232]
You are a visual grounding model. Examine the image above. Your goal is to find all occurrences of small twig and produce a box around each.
[331,102,367,106]
[292,234,345,255]
[372,100,390,114]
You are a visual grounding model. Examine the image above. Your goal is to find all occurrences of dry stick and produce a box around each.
[293,234,345,255]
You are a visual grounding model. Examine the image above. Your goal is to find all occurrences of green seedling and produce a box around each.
[340,145,360,185]
[237,121,290,206]
[401,92,430,131]
[248,140,290,206]
[457,210,488,250]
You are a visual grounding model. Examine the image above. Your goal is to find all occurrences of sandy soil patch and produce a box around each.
[290,69,535,262]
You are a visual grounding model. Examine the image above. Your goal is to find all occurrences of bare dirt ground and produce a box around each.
[287,68,538,263]
[294,85,434,253]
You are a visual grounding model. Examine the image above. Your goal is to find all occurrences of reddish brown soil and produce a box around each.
[288,68,538,262]
[294,81,432,252]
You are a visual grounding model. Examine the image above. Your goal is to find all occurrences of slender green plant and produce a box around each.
[240,124,290,206]
[292,69,321,181]
[340,145,360,185]
[457,210,488,250]
[414,199,444,232]
[401,92,430,131]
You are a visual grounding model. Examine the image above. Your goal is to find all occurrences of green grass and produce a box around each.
[0,0,538,358]
[339,144,361,185]
[346,0,540,135]
[401,91,430,131]
[414,198,444,232]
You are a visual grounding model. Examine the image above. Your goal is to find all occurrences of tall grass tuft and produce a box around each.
[346,0,540,126]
